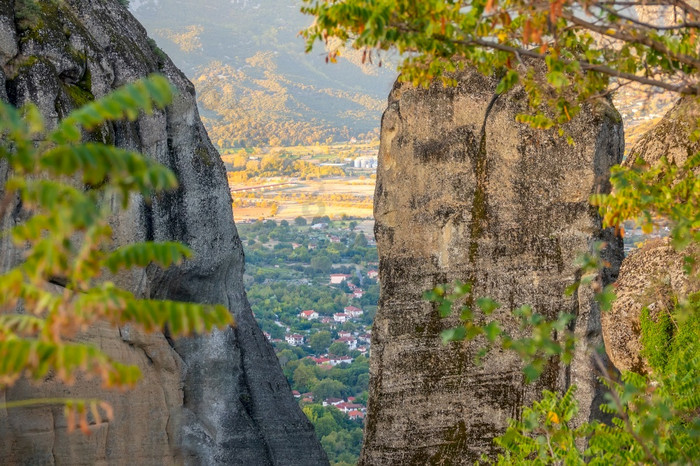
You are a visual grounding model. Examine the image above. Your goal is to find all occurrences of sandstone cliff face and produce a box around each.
[0,0,327,464]
[361,69,624,464]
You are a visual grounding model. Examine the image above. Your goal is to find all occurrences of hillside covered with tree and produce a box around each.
[129,0,396,147]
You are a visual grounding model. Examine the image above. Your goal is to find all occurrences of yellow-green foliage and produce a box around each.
[639,306,673,372]
[301,0,700,132]
[0,75,233,432]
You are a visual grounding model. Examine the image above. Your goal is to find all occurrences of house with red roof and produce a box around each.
[310,356,330,365]
[299,309,319,320]
[285,334,304,346]
[335,402,364,413]
[329,355,353,366]
[334,336,357,350]
[344,306,363,318]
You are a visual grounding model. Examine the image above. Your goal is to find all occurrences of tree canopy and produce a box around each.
[303,0,700,129]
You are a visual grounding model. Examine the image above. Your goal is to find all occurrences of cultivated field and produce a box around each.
[226,141,378,222]
[231,177,376,222]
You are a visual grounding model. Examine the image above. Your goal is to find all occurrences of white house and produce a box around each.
[335,336,357,350]
[344,306,363,318]
[329,355,353,366]
[367,269,379,279]
[299,310,319,320]
[330,274,351,284]
[333,313,348,323]
[323,398,344,407]
[285,334,304,346]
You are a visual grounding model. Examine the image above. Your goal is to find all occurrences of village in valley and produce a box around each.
[234,207,379,464]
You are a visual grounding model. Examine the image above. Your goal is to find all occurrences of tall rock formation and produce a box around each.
[0,0,327,464]
[604,97,699,374]
[361,68,624,464]
[623,96,700,169]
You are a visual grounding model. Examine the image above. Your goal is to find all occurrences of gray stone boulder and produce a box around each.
[360,67,624,464]
[624,96,700,169]
[603,239,697,374]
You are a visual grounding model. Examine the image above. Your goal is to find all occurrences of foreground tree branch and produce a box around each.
[301,0,700,128]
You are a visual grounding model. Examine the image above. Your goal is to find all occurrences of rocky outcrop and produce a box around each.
[603,239,697,374]
[0,0,327,464]
[361,68,624,464]
[624,96,700,169]
[604,97,699,375]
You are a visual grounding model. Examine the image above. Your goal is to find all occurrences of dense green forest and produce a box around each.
[237,218,378,465]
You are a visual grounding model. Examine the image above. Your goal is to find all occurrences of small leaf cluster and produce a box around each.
[484,291,699,465]
[0,75,233,425]
[592,152,700,272]
[424,281,575,382]
[491,350,700,465]
[490,386,585,464]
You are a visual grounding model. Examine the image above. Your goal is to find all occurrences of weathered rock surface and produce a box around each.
[0,0,327,464]
[604,97,700,374]
[624,96,700,169]
[360,68,624,464]
[603,239,697,374]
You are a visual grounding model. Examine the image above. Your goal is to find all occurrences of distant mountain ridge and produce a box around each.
[130,0,397,147]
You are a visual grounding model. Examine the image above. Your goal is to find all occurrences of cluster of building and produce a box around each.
[279,305,371,355]
[332,305,364,323]
[308,354,355,366]
[352,156,378,169]
[289,393,367,419]
[321,397,366,420]
[299,304,365,325]
[283,333,371,358]
[329,270,378,301]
